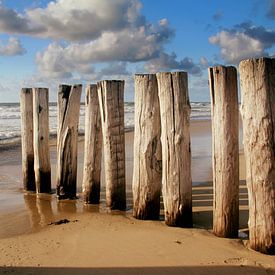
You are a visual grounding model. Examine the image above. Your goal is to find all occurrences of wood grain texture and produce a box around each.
[209,66,239,238]
[82,84,102,204]
[33,88,51,193]
[56,84,82,199]
[156,72,192,227]
[132,74,162,220]
[20,88,35,192]
[97,80,126,210]
[239,58,275,254]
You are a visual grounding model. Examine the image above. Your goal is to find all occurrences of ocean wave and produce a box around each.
[0,114,21,119]
[0,132,21,140]
[0,106,20,112]
[0,102,211,146]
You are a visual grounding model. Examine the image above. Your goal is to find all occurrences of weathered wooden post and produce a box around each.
[97,80,126,210]
[132,74,162,220]
[239,58,275,254]
[56,84,82,199]
[208,66,239,238]
[82,84,102,204]
[156,72,192,227]
[33,88,51,193]
[20,88,35,192]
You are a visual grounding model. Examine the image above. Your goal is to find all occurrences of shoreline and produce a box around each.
[0,118,212,149]
[0,127,135,150]
[0,180,249,239]
[0,119,246,239]
[1,119,272,274]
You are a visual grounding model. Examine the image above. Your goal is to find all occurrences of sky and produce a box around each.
[0,0,274,102]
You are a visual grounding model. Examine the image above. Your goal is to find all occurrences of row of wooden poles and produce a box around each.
[20,57,274,255]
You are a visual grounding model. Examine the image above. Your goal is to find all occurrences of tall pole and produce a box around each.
[208,66,239,238]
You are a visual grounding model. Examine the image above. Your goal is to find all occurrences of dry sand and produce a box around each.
[1,211,275,274]
[0,120,274,274]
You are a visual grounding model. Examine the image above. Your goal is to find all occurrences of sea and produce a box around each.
[0,102,211,146]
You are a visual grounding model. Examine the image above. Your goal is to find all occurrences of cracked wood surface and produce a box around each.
[156,72,192,227]
[132,74,162,220]
[33,88,51,193]
[20,88,35,192]
[56,84,82,199]
[209,66,239,238]
[97,80,126,210]
[239,58,275,254]
[82,84,102,204]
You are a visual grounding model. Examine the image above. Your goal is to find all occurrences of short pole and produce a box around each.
[20,88,35,192]
[33,88,51,193]
[56,84,82,199]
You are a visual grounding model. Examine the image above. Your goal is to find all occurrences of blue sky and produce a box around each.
[0,0,274,102]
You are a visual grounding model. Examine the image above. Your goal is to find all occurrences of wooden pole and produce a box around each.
[82,84,102,204]
[33,88,51,193]
[56,84,82,200]
[132,74,162,220]
[156,72,192,227]
[97,80,126,210]
[20,88,35,192]
[208,66,239,238]
[239,58,275,254]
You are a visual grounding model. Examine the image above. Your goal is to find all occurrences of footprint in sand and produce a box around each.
[224,257,270,271]
[224,257,247,265]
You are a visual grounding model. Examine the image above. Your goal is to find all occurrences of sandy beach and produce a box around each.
[0,119,274,274]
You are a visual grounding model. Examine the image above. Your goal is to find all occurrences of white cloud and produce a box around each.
[0,0,196,86]
[99,62,130,76]
[200,57,209,67]
[35,19,173,79]
[0,37,26,56]
[0,83,11,91]
[209,22,275,64]
[0,0,146,41]
[209,30,265,63]
[144,52,202,76]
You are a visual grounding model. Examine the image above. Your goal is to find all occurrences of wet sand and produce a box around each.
[0,120,274,274]
[0,119,245,236]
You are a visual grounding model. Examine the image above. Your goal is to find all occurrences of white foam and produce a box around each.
[0,102,211,145]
